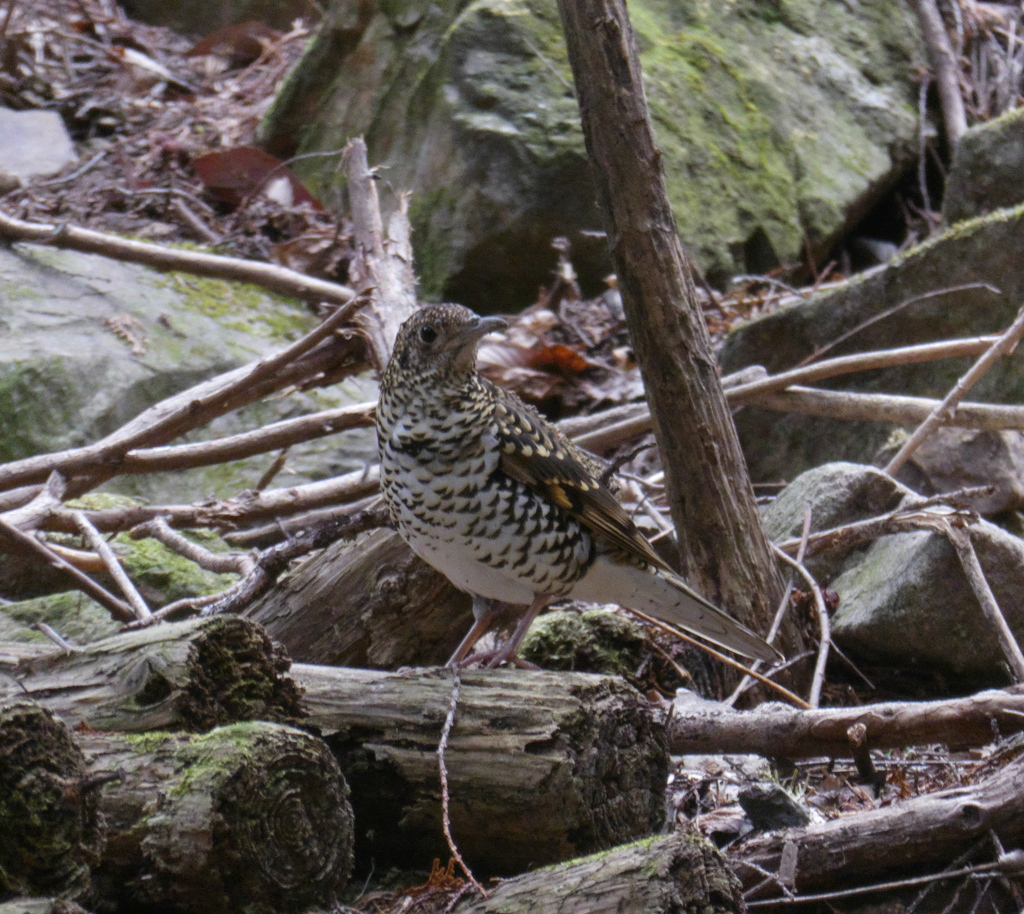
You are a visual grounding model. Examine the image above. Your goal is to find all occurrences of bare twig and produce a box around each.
[773,546,830,709]
[73,510,151,621]
[911,0,969,147]
[130,517,255,576]
[629,609,811,709]
[437,670,487,897]
[885,304,1024,475]
[946,523,1024,682]
[0,516,134,622]
[0,209,356,306]
[794,284,1001,368]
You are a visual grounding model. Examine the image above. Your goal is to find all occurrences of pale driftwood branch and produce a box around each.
[773,546,830,709]
[885,304,1024,475]
[748,385,1024,430]
[129,517,255,576]
[0,208,357,306]
[73,510,151,621]
[344,138,418,369]
[670,687,1024,758]
[946,524,1024,682]
[775,490,989,558]
[41,465,381,535]
[733,752,1024,899]
[911,0,968,147]
[726,335,998,405]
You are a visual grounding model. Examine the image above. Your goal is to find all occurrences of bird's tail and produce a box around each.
[573,555,781,663]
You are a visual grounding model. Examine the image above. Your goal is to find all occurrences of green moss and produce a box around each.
[1,591,121,644]
[116,534,237,607]
[159,273,311,340]
[0,359,85,461]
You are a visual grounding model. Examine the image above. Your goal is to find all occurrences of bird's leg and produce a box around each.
[447,596,509,668]
[484,593,551,669]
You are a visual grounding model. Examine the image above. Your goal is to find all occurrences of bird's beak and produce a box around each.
[447,314,508,364]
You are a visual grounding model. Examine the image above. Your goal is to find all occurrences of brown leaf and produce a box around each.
[192,146,323,210]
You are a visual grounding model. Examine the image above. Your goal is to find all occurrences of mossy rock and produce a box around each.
[520,606,648,676]
[0,591,121,644]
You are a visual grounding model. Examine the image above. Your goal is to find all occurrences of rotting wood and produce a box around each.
[246,528,472,667]
[292,663,668,876]
[734,744,1024,899]
[0,617,301,732]
[78,722,353,914]
[0,701,102,902]
[454,832,743,913]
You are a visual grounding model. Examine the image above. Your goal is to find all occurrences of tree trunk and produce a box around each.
[246,529,472,667]
[0,702,102,903]
[455,832,743,914]
[555,0,791,673]
[79,722,353,914]
[292,664,668,875]
[0,617,301,732]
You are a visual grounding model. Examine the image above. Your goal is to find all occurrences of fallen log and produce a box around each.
[733,744,1024,900]
[79,721,353,914]
[455,832,743,913]
[0,617,301,732]
[0,901,92,914]
[246,529,472,667]
[670,687,1024,759]
[292,664,668,875]
[0,701,102,902]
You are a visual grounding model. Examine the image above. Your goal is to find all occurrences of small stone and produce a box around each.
[0,108,76,181]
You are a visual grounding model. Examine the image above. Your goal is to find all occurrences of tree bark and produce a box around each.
[0,702,102,902]
[455,832,743,913]
[292,664,668,876]
[554,0,788,669]
[670,687,1024,759]
[77,722,353,914]
[0,617,302,732]
[733,748,1024,899]
[246,529,473,667]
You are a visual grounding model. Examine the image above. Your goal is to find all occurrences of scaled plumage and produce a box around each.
[377,303,779,666]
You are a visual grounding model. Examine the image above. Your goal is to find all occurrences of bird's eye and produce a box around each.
[419,325,438,344]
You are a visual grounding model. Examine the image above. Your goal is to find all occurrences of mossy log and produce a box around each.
[0,900,92,914]
[0,702,102,903]
[455,833,743,913]
[79,721,353,914]
[0,617,302,732]
[246,529,473,668]
[292,664,668,875]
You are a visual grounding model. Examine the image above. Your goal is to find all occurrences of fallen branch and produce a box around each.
[670,687,1024,758]
[885,303,1024,475]
[0,208,356,306]
[734,748,1024,899]
[911,0,968,148]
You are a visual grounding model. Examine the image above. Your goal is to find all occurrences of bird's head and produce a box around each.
[386,304,508,383]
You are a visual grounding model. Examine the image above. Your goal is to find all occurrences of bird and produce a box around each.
[376,303,780,668]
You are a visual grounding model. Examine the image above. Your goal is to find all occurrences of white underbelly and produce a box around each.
[407,532,537,605]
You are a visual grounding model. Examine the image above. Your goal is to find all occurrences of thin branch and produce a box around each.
[0,517,134,622]
[130,517,255,576]
[946,524,1024,682]
[0,208,357,306]
[773,546,831,709]
[73,510,151,621]
[885,304,1024,475]
[437,670,487,897]
[911,0,969,147]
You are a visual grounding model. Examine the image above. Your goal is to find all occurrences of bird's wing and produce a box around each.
[489,389,672,573]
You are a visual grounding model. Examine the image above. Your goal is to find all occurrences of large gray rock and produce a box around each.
[0,243,377,504]
[943,106,1024,224]
[721,203,1024,482]
[831,520,1024,682]
[262,0,923,310]
[0,109,76,182]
